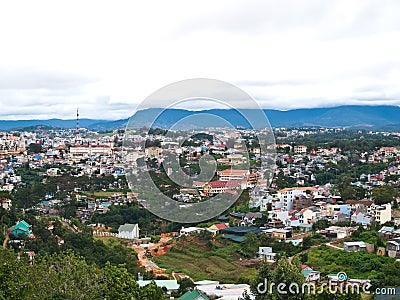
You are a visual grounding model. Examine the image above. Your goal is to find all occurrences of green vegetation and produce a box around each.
[154,235,257,283]
[0,249,165,300]
[6,217,146,277]
[371,186,397,205]
[245,256,306,300]
[27,142,43,154]
[350,226,385,249]
[155,232,320,283]
[304,246,400,288]
[279,130,400,151]
[83,190,119,198]
[91,204,162,235]
[245,255,366,300]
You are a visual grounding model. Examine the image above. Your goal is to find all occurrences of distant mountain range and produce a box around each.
[1,105,400,131]
[0,118,107,131]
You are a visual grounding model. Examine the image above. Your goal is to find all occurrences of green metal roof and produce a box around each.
[14,220,31,229]
[178,289,210,300]
[221,226,261,235]
[302,270,314,277]
[221,234,245,243]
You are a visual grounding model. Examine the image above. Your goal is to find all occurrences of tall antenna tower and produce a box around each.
[75,108,80,143]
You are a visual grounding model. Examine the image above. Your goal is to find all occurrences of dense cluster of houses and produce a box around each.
[1,125,400,281]
[265,190,392,227]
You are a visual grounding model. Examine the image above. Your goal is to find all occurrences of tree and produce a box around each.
[29,251,104,299]
[0,250,104,299]
[312,288,361,299]
[250,256,306,300]
[99,262,140,300]
[393,199,399,209]
[302,236,313,250]
[239,233,259,258]
[250,261,274,299]
[178,277,195,295]
[334,174,353,198]
[371,186,395,205]
[272,256,306,300]
[0,249,165,300]
[313,219,329,230]
[139,281,164,299]
[27,143,42,154]
[0,249,31,299]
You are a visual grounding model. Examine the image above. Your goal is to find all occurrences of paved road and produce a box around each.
[325,242,344,250]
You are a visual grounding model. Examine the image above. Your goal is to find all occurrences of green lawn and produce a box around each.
[84,191,121,198]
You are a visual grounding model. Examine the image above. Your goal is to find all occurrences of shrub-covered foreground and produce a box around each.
[0,249,165,300]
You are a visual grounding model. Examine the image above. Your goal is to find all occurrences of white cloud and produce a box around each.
[0,0,400,119]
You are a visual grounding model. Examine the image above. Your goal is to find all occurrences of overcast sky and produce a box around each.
[1,0,400,120]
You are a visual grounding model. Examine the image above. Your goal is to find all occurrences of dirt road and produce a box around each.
[130,237,173,278]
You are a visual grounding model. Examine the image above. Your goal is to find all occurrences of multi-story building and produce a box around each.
[274,187,317,211]
[144,147,163,158]
[217,169,249,181]
[371,203,392,225]
[203,180,242,194]
[294,145,307,154]
[70,144,112,159]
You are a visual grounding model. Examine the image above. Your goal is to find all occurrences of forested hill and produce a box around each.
[1,105,400,130]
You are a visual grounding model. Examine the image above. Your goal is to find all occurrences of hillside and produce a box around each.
[1,105,400,130]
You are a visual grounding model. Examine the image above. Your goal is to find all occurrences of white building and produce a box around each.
[1,198,12,210]
[180,227,205,236]
[70,144,112,159]
[294,145,307,154]
[300,208,317,225]
[344,241,367,252]
[371,203,392,225]
[269,209,290,224]
[274,187,317,211]
[258,247,277,261]
[117,223,139,239]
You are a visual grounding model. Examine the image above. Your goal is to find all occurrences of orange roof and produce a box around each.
[278,187,317,193]
[220,169,248,175]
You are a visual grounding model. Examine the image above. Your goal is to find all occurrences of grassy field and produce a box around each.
[84,191,122,198]
[154,237,257,283]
